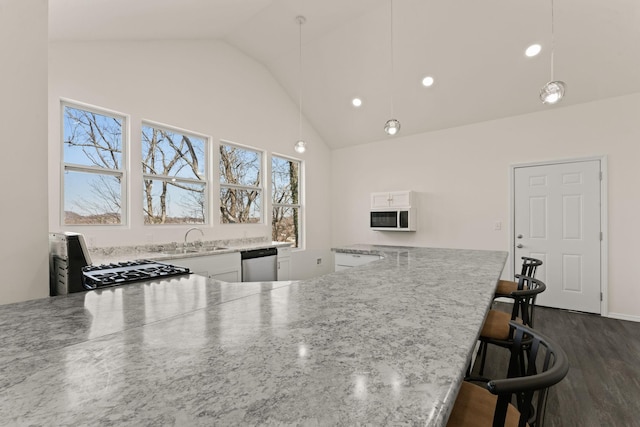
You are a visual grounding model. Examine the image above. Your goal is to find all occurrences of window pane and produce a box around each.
[272,207,299,248]
[143,180,205,224]
[142,126,205,180]
[63,106,122,169]
[272,156,300,247]
[220,188,262,223]
[64,170,122,224]
[220,144,261,186]
[272,156,299,205]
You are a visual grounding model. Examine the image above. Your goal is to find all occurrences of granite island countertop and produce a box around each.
[0,245,507,426]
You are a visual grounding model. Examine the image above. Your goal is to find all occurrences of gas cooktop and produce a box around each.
[82,260,190,289]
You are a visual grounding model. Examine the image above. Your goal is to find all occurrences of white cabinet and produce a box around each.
[334,252,381,272]
[277,246,292,281]
[371,191,413,209]
[171,252,241,282]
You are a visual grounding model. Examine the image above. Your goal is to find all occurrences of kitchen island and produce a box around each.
[0,245,506,426]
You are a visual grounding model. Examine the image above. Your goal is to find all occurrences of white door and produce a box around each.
[513,160,602,313]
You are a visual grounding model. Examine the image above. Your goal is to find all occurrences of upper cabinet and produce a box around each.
[371,191,413,209]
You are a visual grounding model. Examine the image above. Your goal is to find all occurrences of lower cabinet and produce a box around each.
[334,252,381,272]
[277,246,292,281]
[171,252,241,282]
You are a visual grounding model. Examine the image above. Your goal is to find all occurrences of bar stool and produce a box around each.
[495,257,542,300]
[447,322,569,427]
[478,276,546,376]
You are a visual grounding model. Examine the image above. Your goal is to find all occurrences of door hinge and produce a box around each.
[600,231,603,241]
[600,292,603,301]
[599,171,603,181]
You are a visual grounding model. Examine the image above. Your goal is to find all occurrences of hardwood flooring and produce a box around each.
[474,303,640,427]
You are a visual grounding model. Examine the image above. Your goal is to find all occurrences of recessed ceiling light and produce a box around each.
[352,98,362,107]
[422,76,434,87]
[525,44,542,57]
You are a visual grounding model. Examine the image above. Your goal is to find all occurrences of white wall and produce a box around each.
[331,94,640,320]
[0,0,49,304]
[48,40,333,281]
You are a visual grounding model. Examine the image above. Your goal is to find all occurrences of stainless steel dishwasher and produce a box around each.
[241,247,278,282]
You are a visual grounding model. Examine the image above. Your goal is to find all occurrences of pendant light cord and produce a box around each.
[297,16,304,141]
[390,0,395,117]
[550,0,555,81]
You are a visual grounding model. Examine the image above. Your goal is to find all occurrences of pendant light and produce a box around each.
[384,0,400,136]
[294,16,307,153]
[540,0,566,104]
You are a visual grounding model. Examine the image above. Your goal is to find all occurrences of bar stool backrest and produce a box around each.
[488,321,570,427]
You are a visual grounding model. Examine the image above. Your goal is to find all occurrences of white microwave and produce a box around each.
[370,208,416,231]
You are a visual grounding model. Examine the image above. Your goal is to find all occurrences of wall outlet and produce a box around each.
[494,221,502,231]
[316,258,322,265]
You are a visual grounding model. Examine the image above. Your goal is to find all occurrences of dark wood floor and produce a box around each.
[475,303,640,427]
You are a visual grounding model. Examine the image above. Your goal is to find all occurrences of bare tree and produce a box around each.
[272,158,299,246]
[65,109,122,170]
[65,107,206,225]
[141,127,205,224]
[64,107,123,223]
[219,145,261,223]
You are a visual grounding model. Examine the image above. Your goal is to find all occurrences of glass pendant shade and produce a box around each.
[384,119,401,136]
[294,140,306,153]
[540,80,566,104]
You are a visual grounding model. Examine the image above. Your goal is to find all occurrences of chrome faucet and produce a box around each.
[184,227,204,247]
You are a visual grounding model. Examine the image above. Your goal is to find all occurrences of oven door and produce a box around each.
[370,211,398,229]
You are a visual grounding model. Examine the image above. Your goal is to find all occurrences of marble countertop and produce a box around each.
[1,245,507,426]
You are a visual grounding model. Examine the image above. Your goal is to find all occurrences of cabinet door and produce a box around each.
[389,191,412,208]
[170,256,211,277]
[334,253,381,271]
[211,270,240,282]
[371,192,392,208]
[277,257,291,281]
[208,252,241,282]
[169,252,241,280]
[277,246,292,281]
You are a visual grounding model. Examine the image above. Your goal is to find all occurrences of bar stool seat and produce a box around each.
[481,310,522,341]
[446,382,522,427]
[495,257,541,299]
[495,279,524,297]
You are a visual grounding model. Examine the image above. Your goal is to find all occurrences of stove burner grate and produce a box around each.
[82,260,190,289]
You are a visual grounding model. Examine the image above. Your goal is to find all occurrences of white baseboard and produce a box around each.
[606,312,640,323]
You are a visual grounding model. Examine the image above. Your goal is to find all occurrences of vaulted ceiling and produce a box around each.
[49,0,640,149]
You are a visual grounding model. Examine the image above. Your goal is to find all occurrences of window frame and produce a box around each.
[271,153,303,248]
[141,120,210,226]
[60,100,128,226]
[218,140,264,225]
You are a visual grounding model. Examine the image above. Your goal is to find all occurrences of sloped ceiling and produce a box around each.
[49,0,640,148]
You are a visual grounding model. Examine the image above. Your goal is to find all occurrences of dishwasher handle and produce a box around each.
[240,247,278,260]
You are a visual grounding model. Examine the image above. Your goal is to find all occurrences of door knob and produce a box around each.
[516,243,524,249]
[517,234,523,239]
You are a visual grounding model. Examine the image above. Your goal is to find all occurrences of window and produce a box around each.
[62,103,125,225]
[272,155,301,247]
[141,124,207,224]
[219,142,262,224]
